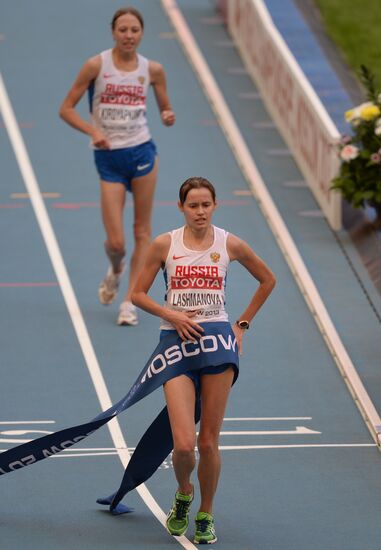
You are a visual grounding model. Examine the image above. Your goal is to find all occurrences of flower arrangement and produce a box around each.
[331,66,381,211]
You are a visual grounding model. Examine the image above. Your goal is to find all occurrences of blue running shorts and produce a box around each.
[184,363,235,395]
[159,330,237,393]
[94,139,157,192]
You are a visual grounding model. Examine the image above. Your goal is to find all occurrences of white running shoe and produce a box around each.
[98,264,125,305]
[117,301,138,326]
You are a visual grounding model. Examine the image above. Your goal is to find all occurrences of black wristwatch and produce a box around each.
[236,320,250,330]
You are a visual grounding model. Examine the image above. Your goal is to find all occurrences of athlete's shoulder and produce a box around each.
[226,232,254,261]
[149,232,171,264]
[148,59,163,70]
[155,226,183,250]
[226,231,240,243]
[82,54,102,79]
[152,232,172,252]
[154,232,172,246]
[148,60,166,83]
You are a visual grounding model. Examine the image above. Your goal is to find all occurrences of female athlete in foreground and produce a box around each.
[0,177,275,544]
[132,176,276,544]
[60,7,175,325]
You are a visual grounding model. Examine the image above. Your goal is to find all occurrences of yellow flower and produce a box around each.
[345,102,373,122]
[360,105,380,121]
[345,109,355,122]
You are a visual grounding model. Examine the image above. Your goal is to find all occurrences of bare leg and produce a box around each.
[164,374,196,496]
[122,158,158,301]
[197,367,234,514]
[100,181,126,273]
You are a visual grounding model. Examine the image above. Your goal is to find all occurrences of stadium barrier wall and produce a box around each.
[226,0,342,230]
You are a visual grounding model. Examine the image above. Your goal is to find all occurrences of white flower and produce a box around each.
[340,144,359,161]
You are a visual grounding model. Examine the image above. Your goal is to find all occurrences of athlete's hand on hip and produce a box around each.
[161,110,176,126]
[91,129,111,149]
[166,310,204,342]
[232,324,244,356]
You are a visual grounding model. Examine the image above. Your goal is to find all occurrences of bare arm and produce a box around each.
[149,61,176,127]
[227,233,276,353]
[59,56,110,149]
[131,234,203,341]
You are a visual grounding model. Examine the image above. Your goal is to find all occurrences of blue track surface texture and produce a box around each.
[1,1,381,549]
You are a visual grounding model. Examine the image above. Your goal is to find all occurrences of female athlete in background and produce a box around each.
[60,7,175,325]
[132,176,276,544]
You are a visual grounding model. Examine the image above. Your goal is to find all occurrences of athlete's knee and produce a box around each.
[105,241,125,259]
[197,433,219,456]
[133,223,151,245]
[173,440,196,458]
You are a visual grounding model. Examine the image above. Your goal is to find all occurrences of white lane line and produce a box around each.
[0,417,312,425]
[219,444,377,450]
[55,452,120,458]
[2,444,376,457]
[219,427,321,435]
[161,0,381,448]
[40,443,377,458]
[0,73,194,550]
[223,417,313,421]
[0,430,52,435]
[50,442,381,452]
[0,421,56,424]
[1,427,320,444]
[0,418,318,444]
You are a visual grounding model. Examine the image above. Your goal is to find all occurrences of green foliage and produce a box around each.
[331,67,381,208]
[360,65,377,102]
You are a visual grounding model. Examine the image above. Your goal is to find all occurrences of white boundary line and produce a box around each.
[0,421,56,424]
[0,443,377,458]
[161,0,381,447]
[223,417,312,421]
[218,443,377,450]
[0,443,376,457]
[0,73,196,550]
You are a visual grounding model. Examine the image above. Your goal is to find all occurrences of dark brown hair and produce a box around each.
[179,177,216,205]
[111,7,144,30]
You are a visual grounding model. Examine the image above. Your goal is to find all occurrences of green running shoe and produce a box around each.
[194,511,217,544]
[166,490,194,536]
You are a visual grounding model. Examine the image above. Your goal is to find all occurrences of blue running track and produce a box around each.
[1,1,381,548]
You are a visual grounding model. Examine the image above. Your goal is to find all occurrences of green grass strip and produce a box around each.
[315,0,381,91]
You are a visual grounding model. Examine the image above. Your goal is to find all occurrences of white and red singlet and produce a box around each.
[90,49,151,149]
[160,226,230,330]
